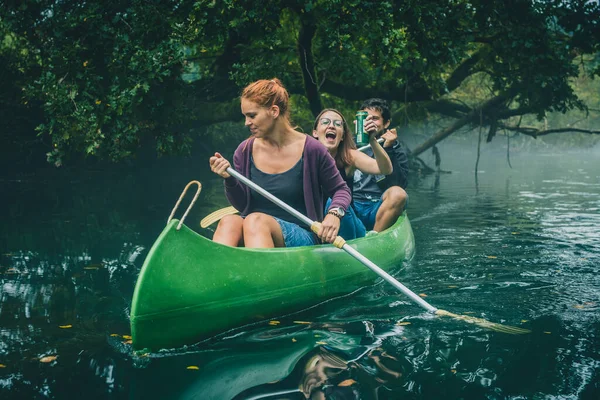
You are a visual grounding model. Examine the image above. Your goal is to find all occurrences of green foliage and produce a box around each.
[2,1,192,165]
[1,0,599,165]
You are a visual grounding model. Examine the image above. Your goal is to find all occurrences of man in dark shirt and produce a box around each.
[353,98,409,233]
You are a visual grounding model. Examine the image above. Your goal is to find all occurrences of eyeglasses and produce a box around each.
[319,118,343,127]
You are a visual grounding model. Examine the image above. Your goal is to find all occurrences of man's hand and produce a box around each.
[381,128,398,148]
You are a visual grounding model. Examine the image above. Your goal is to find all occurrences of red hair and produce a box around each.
[241,78,290,121]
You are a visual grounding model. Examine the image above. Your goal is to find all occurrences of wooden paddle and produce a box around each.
[200,206,239,228]
[224,166,530,335]
[201,139,385,228]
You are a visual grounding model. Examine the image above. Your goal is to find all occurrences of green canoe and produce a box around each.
[130,212,415,351]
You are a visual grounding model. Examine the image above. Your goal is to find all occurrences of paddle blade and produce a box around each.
[435,309,531,335]
[200,206,239,228]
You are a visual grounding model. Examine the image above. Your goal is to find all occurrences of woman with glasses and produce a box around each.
[209,79,351,248]
[311,108,392,239]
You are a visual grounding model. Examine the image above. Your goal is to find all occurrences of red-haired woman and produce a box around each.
[209,79,351,248]
[311,108,392,239]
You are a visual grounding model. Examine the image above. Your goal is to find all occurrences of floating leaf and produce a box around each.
[573,305,585,309]
[451,369,457,374]
[521,320,529,323]
[315,341,328,345]
[268,320,280,326]
[292,338,297,342]
[511,232,520,235]
[544,331,552,334]
[338,379,356,387]
[122,340,132,345]
[59,325,72,329]
[293,321,311,325]
[0,364,6,368]
[84,264,102,270]
[40,355,57,363]
[122,335,132,340]
[186,366,199,370]
[396,322,411,326]
[110,333,120,337]
[487,256,497,259]
[418,293,427,298]
[314,334,322,338]
[447,285,458,288]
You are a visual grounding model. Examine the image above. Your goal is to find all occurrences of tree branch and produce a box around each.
[320,78,433,103]
[423,99,471,118]
[411,94,509,156]
[445,49,485,92]
[498,124,600,137]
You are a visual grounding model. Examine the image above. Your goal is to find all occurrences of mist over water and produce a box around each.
[1,143,599,399]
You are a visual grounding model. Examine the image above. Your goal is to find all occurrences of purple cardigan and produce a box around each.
[223,136,351,223]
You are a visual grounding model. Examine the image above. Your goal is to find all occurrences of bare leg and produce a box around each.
[373,186,407,232]
[242,213,285,248]
[213,214,244,247]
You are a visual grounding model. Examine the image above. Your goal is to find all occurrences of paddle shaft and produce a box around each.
[226,167,438,314]
[357,138,384,152]
[227,168,313,227]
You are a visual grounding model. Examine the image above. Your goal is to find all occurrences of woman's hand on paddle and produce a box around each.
[209,152,231,179]
[319,214,341,243]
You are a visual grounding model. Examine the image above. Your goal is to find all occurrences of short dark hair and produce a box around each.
[360,98,391,122]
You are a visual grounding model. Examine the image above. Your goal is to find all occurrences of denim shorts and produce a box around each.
[353,199,383,232]
[354,194,409,231]
[274,217,317,247]
[325,198,366,240]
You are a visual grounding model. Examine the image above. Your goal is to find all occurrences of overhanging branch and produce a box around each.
[498,124,600,137]
[411,94,509,156]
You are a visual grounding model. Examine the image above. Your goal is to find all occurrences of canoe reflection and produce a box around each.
[233,344,405,400]
[131,320,409,400]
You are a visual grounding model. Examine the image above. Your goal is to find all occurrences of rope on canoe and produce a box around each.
[167,180,202,230]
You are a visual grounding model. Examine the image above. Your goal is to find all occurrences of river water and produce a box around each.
[1,144,599,399]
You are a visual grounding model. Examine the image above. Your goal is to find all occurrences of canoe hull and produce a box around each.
[130,213,415,351]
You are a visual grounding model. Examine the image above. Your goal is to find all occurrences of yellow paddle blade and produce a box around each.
[435,309,531,334]
[200,206,239,228]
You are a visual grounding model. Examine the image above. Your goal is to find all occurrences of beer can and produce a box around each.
[355,111,369,146]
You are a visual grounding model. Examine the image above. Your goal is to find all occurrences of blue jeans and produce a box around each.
[325,199,366,240]
[274,217,317,247]
[353,199,383,232]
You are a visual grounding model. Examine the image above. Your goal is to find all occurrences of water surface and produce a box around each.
[1,147,599,399]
